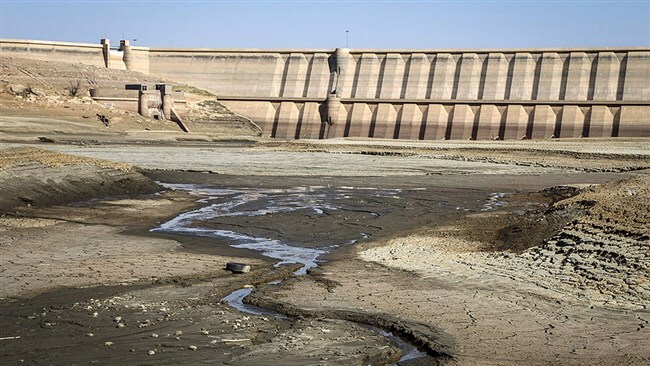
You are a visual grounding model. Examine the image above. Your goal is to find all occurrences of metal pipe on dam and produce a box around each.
[2,38,649,140]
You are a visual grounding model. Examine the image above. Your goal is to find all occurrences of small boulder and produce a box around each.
[226,262,251,274]
[8,84,28,96]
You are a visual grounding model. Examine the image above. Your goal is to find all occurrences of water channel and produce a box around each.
[152,182,505,363]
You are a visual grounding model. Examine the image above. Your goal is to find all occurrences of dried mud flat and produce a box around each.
[0,142,648,365]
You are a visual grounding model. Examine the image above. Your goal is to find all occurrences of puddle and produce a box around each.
[220,287,287,319]
[367,325,427,364]
[481,192,508,211]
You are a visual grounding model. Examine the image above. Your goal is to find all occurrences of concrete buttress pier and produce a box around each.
[1,38,648,140]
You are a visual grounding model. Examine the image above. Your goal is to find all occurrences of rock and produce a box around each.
[147,350,155,355]
[188,345,198,351]
[151,333,159,338]
[86,333,94,337]
[8,84,28,95]
[201,330,209,335]
[226,262,251,273]
[114,316,122,322]
[116,323,125,328]
[104,341,114,346]
[174,330,183,337]
[37,136,56,143]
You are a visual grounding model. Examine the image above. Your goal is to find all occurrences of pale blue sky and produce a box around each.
[1,0,648,48]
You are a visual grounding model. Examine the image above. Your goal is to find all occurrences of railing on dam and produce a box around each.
[2,38,648,140]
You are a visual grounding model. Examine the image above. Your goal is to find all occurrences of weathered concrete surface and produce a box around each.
[2,39,649,139]
[145,47,649,139]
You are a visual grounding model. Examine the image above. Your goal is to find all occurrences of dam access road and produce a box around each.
[0,139,648,366]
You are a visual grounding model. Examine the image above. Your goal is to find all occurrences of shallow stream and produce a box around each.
[152,182,506,364]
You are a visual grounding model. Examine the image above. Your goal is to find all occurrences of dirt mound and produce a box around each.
[184,99,261,136]
[0,147,159,213]
[362,175,649,308]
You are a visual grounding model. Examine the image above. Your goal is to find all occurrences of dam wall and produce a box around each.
[0,39,106,67]
[147,48,649,139]
[2,38,648,140]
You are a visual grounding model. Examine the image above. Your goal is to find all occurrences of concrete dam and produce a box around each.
[2,39,649,139]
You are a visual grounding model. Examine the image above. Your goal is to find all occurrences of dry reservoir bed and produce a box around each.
[0,143,648,365]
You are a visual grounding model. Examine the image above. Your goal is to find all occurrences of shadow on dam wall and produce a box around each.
[2,38,649,140]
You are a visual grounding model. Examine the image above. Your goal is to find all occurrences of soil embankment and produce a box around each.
[0,147,158,213]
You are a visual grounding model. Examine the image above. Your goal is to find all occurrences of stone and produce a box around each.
[226,262,251,273]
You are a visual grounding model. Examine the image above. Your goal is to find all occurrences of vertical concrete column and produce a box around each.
[588,106,614,137]
[373,104,398,139]
[475,105,502,140]
[619,106,650,137]
[305,53,331,98]
[558,106,585,138]
[281,53,309,98]
[156,84,174,119]
[138,89,149,117]
[564,52,591,101]
[592,52,620,101]
[422,104,449,140]
[334,48,354,98]
[429,53,456,99]
[482,53,508,100]
[120,40,133,71]
[378,53,405,99]
[347,103,373,137]
[509,53,536,100]
[622,51,650,101]
[404,53,430,99]
[398,104,424,140]
[449,104,475,139]
[299,102,323,139]
[455,53,481,100]
[265,54,285,98]
[504,105,529,139]
[531,105,557,139]
[101,39,110,68]
[536,52,563,100]
[353,53,380,98]
[274,102,301,139]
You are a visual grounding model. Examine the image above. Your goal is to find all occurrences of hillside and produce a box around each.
[0,56,261,140]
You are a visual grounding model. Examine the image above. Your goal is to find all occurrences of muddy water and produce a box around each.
[151,183,414,272]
